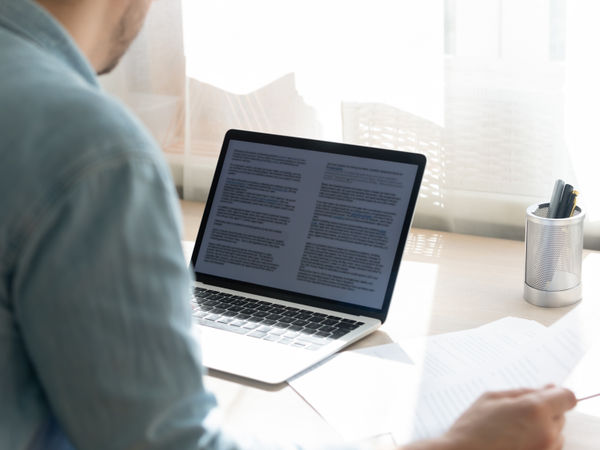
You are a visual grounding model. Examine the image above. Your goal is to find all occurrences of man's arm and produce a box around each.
[13,152,243,450]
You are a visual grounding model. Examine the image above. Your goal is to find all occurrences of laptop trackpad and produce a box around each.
[194,326,315,384]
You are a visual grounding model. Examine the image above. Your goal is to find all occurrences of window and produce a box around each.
[102,0,600,248]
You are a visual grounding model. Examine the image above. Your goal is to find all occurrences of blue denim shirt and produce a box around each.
[0,2,313,449]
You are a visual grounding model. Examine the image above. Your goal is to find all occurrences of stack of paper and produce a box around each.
[288,304,600,445]
[406,311,594,441]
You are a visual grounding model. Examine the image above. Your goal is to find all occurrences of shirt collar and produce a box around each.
[0,0,99,87]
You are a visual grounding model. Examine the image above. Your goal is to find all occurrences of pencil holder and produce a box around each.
[524,202,585,307]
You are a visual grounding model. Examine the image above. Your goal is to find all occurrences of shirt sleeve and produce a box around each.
[12,151,291,450]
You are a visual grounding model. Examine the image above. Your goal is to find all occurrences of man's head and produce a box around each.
[99,0,151,74]
[36,0,153,75]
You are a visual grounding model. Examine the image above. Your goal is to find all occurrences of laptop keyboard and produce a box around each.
[191,287,364,351]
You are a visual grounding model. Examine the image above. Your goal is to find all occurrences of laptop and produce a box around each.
[189,129,426,383]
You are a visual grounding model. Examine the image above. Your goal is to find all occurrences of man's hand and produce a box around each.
[402,386,576,450]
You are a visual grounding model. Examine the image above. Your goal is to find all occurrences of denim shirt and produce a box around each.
[0,2,313,449]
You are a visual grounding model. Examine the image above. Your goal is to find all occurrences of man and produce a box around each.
[0,0,576,449]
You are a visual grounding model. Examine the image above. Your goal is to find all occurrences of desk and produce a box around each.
[180,200,600,449]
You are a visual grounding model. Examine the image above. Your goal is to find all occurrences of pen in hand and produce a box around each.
[577,392,600,402]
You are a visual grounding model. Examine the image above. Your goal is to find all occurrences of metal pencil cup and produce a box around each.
[524,202,585,307]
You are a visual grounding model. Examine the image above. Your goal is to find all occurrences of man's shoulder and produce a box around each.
[0,32,173,262]
[3,73,156,161]
[0,65,165,198]
[42,83,160,163]
[0,29,159,164]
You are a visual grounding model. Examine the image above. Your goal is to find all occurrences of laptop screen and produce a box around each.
[191,131,425,318]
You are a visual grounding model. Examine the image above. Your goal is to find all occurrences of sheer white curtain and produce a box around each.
[102,0,600,249]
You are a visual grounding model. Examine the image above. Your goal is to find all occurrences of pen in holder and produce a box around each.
[524,203,585,307]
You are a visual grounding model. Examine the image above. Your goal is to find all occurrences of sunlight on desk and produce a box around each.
[405,231,445,258]
[379,261,439,343]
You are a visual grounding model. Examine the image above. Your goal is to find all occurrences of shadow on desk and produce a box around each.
[206,368,287,392]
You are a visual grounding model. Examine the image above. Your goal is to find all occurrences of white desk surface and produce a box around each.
[180,200,600,449]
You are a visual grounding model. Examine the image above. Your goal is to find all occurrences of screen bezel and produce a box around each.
[189,129,426,323]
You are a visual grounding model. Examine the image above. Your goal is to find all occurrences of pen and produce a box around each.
[555,184,573,218]
[559,190,576,219]
[548,179,565,218]
[569,191,579,217]
[577,392,600,402]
